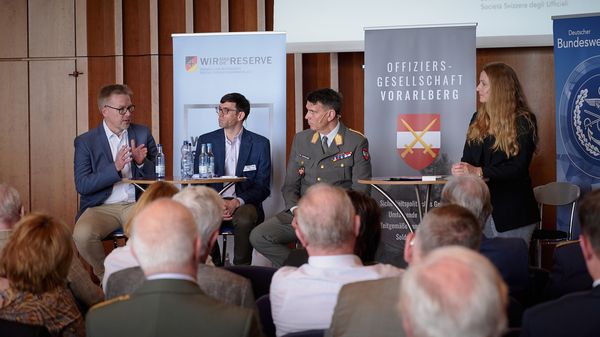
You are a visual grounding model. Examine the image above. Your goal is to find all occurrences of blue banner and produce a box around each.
[553,13,600,235]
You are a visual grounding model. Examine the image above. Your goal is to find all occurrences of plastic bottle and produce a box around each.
[180,140,193,179]
[198,143,208,178]
[155,144,165,179]
[207,143,215,178]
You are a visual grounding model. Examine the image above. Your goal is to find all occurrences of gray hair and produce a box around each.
[0,184,22,226]
[296,183,355,249]
[131,199,197,272]
[400,246,508,337]
[416,204,481,256]
[172,186,223,255]
[441,175,492,227]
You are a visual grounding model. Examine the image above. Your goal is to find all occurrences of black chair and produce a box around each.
[103,227,127,249]
[0,319,51,337]
[224,265,277,299]
[256,294,276,337]
[283,330,326,337]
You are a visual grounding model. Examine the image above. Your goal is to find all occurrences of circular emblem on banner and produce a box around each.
[558,55,600,178]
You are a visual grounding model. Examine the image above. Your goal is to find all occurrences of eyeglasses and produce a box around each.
[215,107,238,115]
[105,105,136,115]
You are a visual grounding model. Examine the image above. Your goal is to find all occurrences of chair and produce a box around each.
[256,294,276,337]
[103,227,127,249]
[531,182,580,267]
[0,319,51,337]
[220,225,235,266]
[224,265,277,299]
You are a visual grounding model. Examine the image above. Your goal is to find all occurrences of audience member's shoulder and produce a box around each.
[527,289,593,318]
[89,294,131,313]
[198,264,250,286]
[366,263,403,278]
[272,266,300,280]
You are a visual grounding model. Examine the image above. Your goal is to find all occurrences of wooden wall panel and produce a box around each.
[0,62,30,211]
[0,0,27,58]
[229,0,257,31]
[123,0,151,55]
[286,53,296,159]
[302,53,331,129]
[86,0,115,56]
[124,56,153,130]
[87,57,117,128]
[194,0,222,32]
[29,60,78,227]
[158,0,186,55]
[28,0,75,57]
[265,0,273,31]
[338,52,365,133]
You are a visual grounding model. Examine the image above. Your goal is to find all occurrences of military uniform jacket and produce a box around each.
[282,122,372,210]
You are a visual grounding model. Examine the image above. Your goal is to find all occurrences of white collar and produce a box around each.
[307,254,362,268]
[320,121,341,146]
[146,273,196,283]
[103,120,127,139]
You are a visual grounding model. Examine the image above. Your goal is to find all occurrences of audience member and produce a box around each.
[328,204,480,337]
[270,183,400,336]
[102,181,179,289]
[105,186,255,309]
[0,183,103,311]
[251,88,372,267]
[86,199,261,337]
[441,174,530,296]
[542,240,593,301]
[73,84,158,280]
[520,189,600,337]
[283,190,382,267]
[195,92,271,266]
[0,214,86,336]
[400,246,508,337]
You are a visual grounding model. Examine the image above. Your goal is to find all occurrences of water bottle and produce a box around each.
[207,143,215,178]
[180,140,192,179]
[198,143,208,178]
[155,144,165,179]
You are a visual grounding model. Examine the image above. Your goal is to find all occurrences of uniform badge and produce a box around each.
[397,113,440,170]
[362,148,370,161]
[332,151,352,162]
[298,166,305,176]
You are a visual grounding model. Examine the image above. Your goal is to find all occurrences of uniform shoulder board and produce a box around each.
[348,128,366,137]
[90,294,130,311]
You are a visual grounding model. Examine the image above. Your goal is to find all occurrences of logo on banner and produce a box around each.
[397,114,440,170]
[185,56,198,73]
[573,87,600,158]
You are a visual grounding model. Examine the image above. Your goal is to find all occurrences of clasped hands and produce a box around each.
[451,162,483,177]
[115,139,148,171]
[223,198,241,221]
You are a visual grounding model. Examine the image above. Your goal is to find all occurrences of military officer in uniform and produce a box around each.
[250,88,372,267]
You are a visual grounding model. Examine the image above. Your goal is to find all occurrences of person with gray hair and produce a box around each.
[441,175,530,297]
[86,198,261,337]
[0,183,24,252]
[270,183,401,337]
[105,186,255,308]
[400,246,508,337]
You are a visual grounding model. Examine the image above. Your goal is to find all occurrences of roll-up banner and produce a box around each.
[172,32,287,218]
[553,13,600,236]
[364,24,476,266]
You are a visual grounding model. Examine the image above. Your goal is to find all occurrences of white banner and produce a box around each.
[172,32,287,218]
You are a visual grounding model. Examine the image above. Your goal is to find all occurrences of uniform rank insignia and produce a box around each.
[332,152,352,162]
[362,148,370,161]
[298,166,305,176]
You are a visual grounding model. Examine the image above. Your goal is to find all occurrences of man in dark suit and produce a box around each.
[521,189,600,337]
[543,240,593,300]
[86,198,261,337]
[194,93,271,265]
[250,88,372,267]
[73,84,157,280]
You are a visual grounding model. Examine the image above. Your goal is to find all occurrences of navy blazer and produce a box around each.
[521,286,600,337]
[193,128,271,219]
[480,236,530,296]
[544,241,593,300]
[74,123,157,218]
[461,112,539,231]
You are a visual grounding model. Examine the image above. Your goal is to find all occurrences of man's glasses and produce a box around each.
[105,105,136,115]
[215,107,238,115]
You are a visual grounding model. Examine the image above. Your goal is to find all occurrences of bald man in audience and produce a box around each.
[86,198,261,337]
[327,204,481,337]
[270,183,401,337]
[520,189,600,337]
[105,186,255,309]
[400,246,508,337]
[0,183,103,311]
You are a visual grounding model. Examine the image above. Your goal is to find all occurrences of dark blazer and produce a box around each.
[520,286,600,337]
[480,236,530,296]
[194,128,271,219]
[74,123,157,218]
[461,113,539,231]
[86,278,261,337]
[544,241,593,300]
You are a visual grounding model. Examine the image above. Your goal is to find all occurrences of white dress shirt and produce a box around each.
[222,128,245,205]
[270,254,402,336]
[103,121,136,204]
[102,242,138,289]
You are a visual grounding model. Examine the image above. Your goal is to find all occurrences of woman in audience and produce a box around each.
[0,214,85,336]
[102,181,179,289]
[452,62,539,245]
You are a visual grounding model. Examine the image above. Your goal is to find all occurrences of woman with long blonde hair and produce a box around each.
[452,62,539,244]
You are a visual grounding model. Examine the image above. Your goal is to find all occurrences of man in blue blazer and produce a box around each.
[73,84,157,280]
[521,189,600,337]
[194,93,271,265]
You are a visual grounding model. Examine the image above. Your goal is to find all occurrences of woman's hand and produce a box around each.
[452,162,483,177]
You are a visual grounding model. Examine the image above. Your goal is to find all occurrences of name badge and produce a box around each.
[243,164,257,172]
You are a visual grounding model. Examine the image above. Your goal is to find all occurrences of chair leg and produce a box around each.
[536,240,542,268]
[222,235,228,266]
